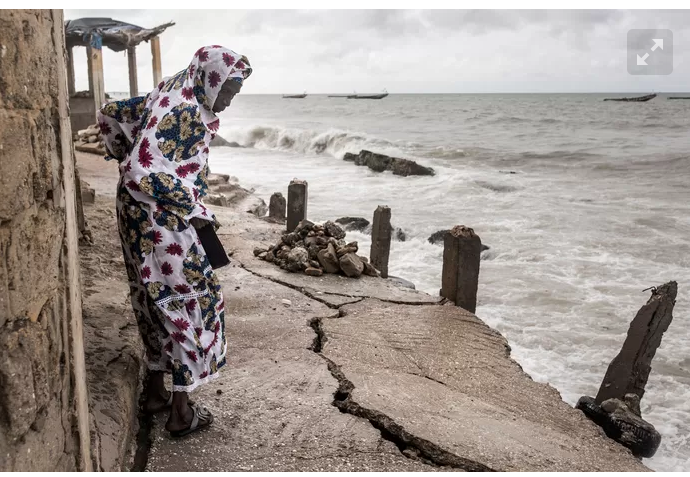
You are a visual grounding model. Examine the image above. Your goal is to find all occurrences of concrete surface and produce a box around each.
[75,151,649,472]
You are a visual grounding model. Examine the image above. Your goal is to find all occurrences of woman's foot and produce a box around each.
[143,371,171,414]
[166,392,213,437]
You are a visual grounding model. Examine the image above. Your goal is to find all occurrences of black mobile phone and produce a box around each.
[195,223,231,270]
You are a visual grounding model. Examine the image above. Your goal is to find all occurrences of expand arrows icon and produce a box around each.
[637,38,664,65]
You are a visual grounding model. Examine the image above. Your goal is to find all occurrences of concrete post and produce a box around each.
[370,206,392,279]
[127,46,138,98]
[269,192,286,222]
[66,45,76,97]
[151,36,162,87]
[595,281,677,403]
[440,225,481,313]
[287,180,308,232]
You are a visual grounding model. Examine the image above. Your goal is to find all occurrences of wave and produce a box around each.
[219,125,401,159]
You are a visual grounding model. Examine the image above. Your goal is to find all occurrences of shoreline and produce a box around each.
[75,150,649,471]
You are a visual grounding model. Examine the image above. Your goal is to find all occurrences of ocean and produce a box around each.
[205,93,690,471]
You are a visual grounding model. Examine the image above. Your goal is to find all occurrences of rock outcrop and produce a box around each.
[343,150,435,177]
[204,174,267,217]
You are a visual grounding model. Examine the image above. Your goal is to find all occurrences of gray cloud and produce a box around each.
[64,9,690,94]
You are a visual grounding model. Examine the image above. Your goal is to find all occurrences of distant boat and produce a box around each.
[350,92,389,100]
[668,96,690,100]
[603,93,656,102]
[282,92,307,99]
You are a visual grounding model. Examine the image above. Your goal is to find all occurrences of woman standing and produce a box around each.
[98,46,251,437]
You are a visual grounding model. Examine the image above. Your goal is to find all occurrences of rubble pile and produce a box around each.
[254,220,379,278]
[74,123,106,155]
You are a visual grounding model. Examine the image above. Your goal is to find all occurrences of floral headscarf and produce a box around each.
[98,45,252,224]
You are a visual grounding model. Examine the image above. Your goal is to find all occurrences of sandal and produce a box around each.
[169,404,214,438]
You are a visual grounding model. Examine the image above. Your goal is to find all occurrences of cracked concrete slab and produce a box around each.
[320,299,649,472]
[146,265,438,472]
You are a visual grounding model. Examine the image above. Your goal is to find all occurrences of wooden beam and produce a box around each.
[66,45,76,96]
[127,47,138,97]
[151,36,162,87]
[86,45,105,116]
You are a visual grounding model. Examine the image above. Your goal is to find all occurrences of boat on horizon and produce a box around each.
[349,89,388,100]
[603,93,656,102]
[282,91,307,99]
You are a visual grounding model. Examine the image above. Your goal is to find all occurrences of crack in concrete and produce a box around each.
[309,317,494,472]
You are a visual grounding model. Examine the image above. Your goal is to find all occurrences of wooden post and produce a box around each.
[66,45,76,97]
[370,206,392,279]
[287,179,308,232]
[151,36,162,87]
[595,281,677,403]
[440,225,481,313]
[269,192,286,222]
[127,47,138,98]
[86,45,105,115]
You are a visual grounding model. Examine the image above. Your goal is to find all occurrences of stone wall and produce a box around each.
[0,9,90,471]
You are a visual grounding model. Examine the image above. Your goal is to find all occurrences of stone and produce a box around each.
[362,260,379,277]
[87,135,98,143]
[324,220,346,240]
[346,150,435,176]
[440,225,482,313]
[595,281,677,403]
[336,216,370,232]
[268,192,286,221]
[304,267,323,277]
[81,187,95,204]
[253,247,266,257]
[245,197,268,217]
[205,193,229,207]
[207,173,231,186]
[393,226,407,242]
[370,206,392,279]
[336,241,359,258]
[286,247,309,272]
[389,157,435,177]
[317,243,340,274]
[339,253,364,278]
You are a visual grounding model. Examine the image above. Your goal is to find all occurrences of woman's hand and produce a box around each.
[190,217,208,229]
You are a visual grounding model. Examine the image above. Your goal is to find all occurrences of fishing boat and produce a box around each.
[349,89,388,100]
[282,92,307,99]
[603,93,656,102]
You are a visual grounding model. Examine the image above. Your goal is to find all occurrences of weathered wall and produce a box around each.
[0,9,90,471]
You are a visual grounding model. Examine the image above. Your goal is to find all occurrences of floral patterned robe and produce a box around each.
[98,46,252,392]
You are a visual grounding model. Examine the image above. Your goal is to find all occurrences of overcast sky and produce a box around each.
[64,9,690,94]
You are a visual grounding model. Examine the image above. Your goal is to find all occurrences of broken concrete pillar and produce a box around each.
[370,206,392,279]
[596,281,677,403]
[440,225,481,313]
[287,179,308,232]
[269,192,286,222]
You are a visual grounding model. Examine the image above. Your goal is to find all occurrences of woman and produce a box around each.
[98,46,252,437]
